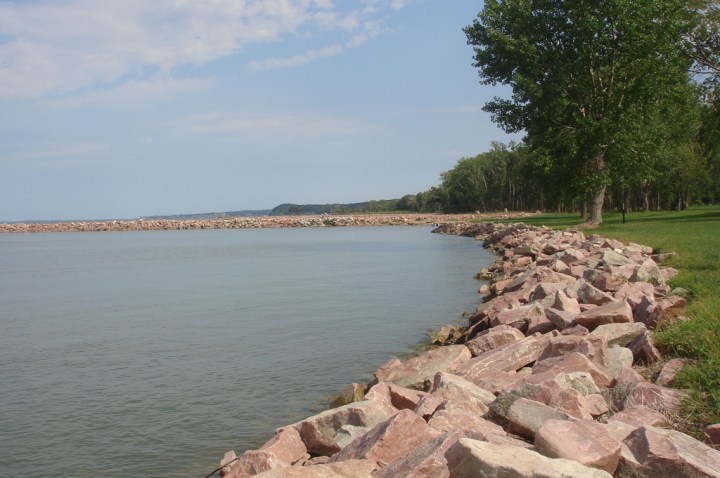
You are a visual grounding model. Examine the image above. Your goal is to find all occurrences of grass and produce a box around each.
[495,206,720,433]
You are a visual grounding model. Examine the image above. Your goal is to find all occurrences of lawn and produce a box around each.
[498,206,720,432]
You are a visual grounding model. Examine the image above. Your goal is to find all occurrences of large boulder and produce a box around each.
[590,322,647,348]
[465,325,525,357]
[456,332,557,383]
[506,397,572,440]
[445,438,613,478]
[374,345,471,390]
[250,460,376,478]
[414,372,495,418]
[372,431,463,478]
[623,426,720,477]
[534,419,622,475]
[575,300,633,330]
[331,409,440,466]
[292,400,393,456]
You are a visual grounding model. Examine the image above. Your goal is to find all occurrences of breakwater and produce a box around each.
[0,213,531,233]
[213,221,720,478]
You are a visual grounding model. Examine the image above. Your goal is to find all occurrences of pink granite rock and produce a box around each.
[364,381,426,412]
[631,258,665,286]
[250,459,376,477]
[655,358,692,387]
[220,427,309,477]
[507,397,572,440]
[330,409,440,466]
[427,409,529,448]
[646,295,687,328]
[372,431,462,478]
[615,366,645,387]
[456,332,557,383]
[374,345,472,390]
[552,290,581,314]
[445,437,613,478]
[566,279,616,306]
[414,372,495,418]
[610,405,669,428]
[628,332,662,364]
[529,352,612,388]
[622,382,686,415]
[491,303,546,332]
[537,334,610,369]
[623,426,720,477]
[589,322,647,347]
[544,307,577,330]
[465,326,525,357]
[575,300,633,330]
[535,419,622,474]
[533,380,593,419]
[705,424,720,447]
[293,400,393,456]
[614,281,655,310]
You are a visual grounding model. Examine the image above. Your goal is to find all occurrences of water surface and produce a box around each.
[0,226,493,477]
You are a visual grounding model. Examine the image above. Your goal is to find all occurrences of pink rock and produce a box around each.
[465,326,525,357]
[414,372,494,418]
[527,314,556,335]
[575,300,633,330]
[631,258,665,286]
[507,397,572,440]
[655,358,692,387]
[221,427,309,477]
[374,345,472,390]
[463,370,527,395]
[491,303,546,332]
[533,380,594,420]
[589,322,647,347]
[249,459,376,477]
[537,334,610,369]
[544,307,577,330]
[428,409,527,448]
[628,332,661,364]
[535,419,622,474]
[552,290,581,314]
[566,279,616,305]
[614,282,655,310]
[528,352,612,388]
[365,381,426,412]
[610,405,668,428]
[330,409,441,466]
[586,393,610,418]
[615,366,645,387]
[456,332,557,383]
[292,400,393,456]
[560,324,590,336]
[646,295,687,328]
[593,271,626,292]
[622,382,686,415]
[372,431,462,478]
[446,437,613,478]
[705,424,720,446]
[623,426,720,477]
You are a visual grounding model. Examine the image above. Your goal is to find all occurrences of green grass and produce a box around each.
[498,206,720,432]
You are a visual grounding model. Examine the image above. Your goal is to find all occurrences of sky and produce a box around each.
[0,0,520,221]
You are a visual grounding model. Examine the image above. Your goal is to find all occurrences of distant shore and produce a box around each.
[0,212,536,233]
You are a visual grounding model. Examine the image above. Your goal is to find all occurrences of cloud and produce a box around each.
[247,44,342,72]
[0,0,410,101]
[7,141,108,168]
[180,111,381,138]
[51,76,214,108]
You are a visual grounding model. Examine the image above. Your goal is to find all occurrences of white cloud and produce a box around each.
[0,0,409,101]
[7,141,109,168]
[181,111,381,138]
[247,44,342,72]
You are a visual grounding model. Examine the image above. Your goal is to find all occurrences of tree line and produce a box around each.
[400,0,720,221]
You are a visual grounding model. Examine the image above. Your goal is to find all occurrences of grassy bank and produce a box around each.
[497,206,720,432]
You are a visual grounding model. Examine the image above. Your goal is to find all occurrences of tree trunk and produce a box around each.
[588,186,606,224]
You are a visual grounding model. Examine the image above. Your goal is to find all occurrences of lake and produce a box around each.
[0,226,494,477]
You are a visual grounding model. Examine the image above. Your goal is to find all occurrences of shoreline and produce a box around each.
[0,213,534,234]
[212,221,720,478]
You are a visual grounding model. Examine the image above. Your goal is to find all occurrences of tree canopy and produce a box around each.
[464,0,698,223]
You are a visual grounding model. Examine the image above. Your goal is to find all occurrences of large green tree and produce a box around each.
[465,0,698,223]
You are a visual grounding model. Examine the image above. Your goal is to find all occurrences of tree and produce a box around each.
[465,0,698,223]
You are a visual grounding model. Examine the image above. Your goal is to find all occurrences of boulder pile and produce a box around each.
[214,222,720,478]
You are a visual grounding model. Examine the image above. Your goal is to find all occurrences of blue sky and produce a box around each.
[0,0,519,221]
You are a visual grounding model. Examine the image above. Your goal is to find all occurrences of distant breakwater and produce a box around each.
[0,213,534,234]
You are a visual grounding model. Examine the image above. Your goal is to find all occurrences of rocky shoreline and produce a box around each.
[0,213,532,234]
[214,221,720,477]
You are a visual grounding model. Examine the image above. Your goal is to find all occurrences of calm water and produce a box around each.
[0,226,493,477]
